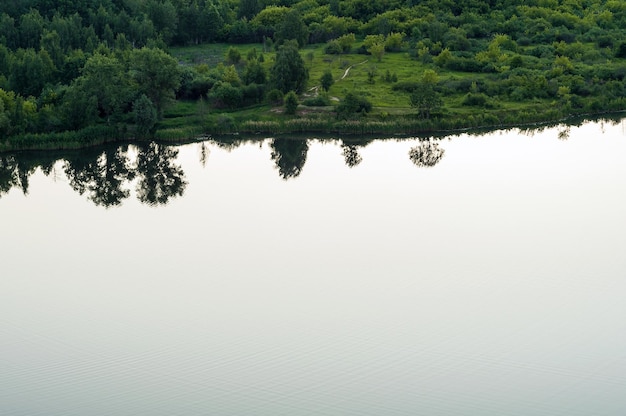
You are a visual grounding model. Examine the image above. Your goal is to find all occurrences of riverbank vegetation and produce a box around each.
[2,0,626,150]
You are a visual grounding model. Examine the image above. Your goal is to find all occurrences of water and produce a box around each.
[1,120,626,416]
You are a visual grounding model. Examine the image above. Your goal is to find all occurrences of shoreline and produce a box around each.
[2,109,625,154]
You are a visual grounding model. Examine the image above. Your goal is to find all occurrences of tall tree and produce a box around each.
[409,70,442,119]
[75,53,130,122]
[275,10,309,47]
[270,40,308,94]
[129,47,181,117]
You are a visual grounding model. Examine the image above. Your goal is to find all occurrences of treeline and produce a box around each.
[3,0,623,48]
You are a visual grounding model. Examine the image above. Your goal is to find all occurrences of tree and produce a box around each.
[320,69,333,91]
[270,41,309,94]
[284,90,298,114]
[409,70,442,119]
[368,42,385,62]
[238,0,260,20]
[243,59,267,85]
[129,47,181,118]
[275,10,309,48]
[146,0,178,44]
[226,46,241,64]
[133,94,157,137]
[72,53,130,123]
[336,33,356,53]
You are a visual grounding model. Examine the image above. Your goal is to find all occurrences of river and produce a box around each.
[1,120,625,416]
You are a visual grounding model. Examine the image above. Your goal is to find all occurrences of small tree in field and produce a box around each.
[320,70,333,91]
[284,90,299,114]
[409,70,442,119]
[368,42,385,62]
[270,41,309,93]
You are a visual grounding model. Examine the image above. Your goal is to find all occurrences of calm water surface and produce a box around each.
[1,121,626,415]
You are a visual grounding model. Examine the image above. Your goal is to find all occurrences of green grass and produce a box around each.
[161,42,626,139]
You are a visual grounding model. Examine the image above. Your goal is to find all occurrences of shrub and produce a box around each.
[226,47,241,64]
[336,92,372,119]
[302,95,331,106]
[284,91,299,115]
[320,69,334,91]
[461,92,491,107]
[210,82,243,108]
[325,40,343,55]
[266,88,284,105]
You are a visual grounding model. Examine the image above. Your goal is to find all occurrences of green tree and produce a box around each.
[146,0,178,44]
[320,69,333,91]
[130,47,182,118]
[75,53,130,123]
[226,46,241,64]
[384,32,404,51]
[275,9,309,48]
[368,42,385,62]
[238,0,260,19]
[270,41,309,93]
[243,59,267,85]
[133,94,157,137]
[336,33,356,52]
[409,70,442,119]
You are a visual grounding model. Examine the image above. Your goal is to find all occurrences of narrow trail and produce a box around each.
[305,59,369,101]
[340,60,368,80]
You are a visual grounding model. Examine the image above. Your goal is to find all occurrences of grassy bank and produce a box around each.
[3,40,626,152]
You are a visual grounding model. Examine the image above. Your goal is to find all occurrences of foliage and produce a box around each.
[320,70,334,91]
[336,92,372,119]
[133,94,157,137]
[409,70,442,119]
[3,0,626,143]
[275,10,309,48]
[284,91,299,114]
[226,47,241,64]
[270,41,309,93]
[130,47,182,118]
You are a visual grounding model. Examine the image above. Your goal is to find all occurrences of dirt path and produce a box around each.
[340,60,368,80]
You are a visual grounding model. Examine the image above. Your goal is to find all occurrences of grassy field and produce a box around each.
[162,42,618,137]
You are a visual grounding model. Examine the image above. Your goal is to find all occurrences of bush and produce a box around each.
[461,92,491,107]
[325,40,343,54]
[226,47,241,64]
[210,82,243,108]
[336,92,372,119]
[320,70,334,91]
[302,95,331,106]
[284,91,299,115]
[392,81,420,92]
[266,88,284,105]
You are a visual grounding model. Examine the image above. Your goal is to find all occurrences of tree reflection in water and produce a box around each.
[0,153,57,197]
[409,140,445,167]
[341,143,363,168]
[0,155,31,197]
[0,142,187,207]
[135,142,187,206]
[270,138,309,179]
[64,146,135,207]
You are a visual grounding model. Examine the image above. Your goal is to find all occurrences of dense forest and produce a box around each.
[2,0,626,148]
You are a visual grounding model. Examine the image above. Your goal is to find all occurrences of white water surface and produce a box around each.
[1,121,625,416]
